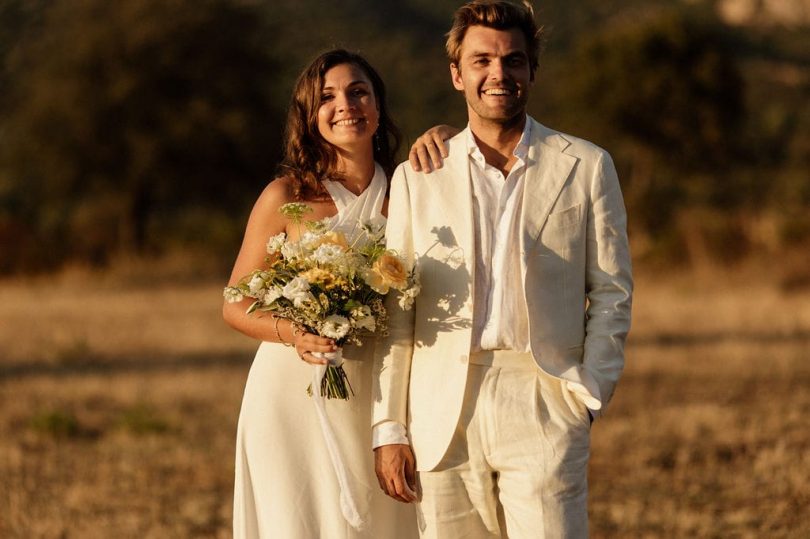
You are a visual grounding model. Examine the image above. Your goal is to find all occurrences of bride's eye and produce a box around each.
[321,93,334,102]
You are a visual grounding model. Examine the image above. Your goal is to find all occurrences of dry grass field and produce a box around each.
[1,268,808,538]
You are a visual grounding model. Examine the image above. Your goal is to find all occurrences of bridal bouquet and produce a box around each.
[223,202,420,400]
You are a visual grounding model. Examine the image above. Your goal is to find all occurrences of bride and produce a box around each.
[223,49,450,538]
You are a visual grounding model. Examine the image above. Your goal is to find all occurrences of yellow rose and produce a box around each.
[373,254,408,291]
[316,231,348,250]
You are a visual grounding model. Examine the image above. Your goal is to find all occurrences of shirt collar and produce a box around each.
[465,116,532,166]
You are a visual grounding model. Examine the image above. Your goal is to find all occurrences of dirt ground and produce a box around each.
[1,270,808,537]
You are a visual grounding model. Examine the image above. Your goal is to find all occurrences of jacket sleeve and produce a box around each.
[372,164,416,429]
[583,150,633,416]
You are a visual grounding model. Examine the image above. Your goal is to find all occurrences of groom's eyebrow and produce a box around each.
[468,50,527,60]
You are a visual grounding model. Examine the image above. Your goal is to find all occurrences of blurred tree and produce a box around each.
[0,0,281,269]
[0,0,806,273]
[564,9,746,241]
[263,0,466,143]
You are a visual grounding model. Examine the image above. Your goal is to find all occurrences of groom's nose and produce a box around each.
[488,59,506,81]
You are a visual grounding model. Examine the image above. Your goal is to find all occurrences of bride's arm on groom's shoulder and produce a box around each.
[408,124,461,173]
[222,177,335,364]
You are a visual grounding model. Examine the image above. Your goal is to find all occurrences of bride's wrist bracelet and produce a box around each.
[274,317,293,347]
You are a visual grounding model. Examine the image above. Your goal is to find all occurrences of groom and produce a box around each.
[372,1,632,537]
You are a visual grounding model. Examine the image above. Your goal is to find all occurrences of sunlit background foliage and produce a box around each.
[0,0,808,274]
[2,2,809,537]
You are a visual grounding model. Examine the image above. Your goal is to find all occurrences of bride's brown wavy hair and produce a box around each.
[277,49,402,200]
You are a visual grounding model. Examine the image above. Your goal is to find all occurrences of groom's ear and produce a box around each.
[450,63,464,91]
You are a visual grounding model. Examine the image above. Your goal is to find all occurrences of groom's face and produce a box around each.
[451,25,533,126]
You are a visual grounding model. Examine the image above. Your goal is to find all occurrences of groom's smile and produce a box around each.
[451,25,533,126]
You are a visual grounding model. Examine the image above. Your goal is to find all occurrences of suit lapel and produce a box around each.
[520,119,577,253]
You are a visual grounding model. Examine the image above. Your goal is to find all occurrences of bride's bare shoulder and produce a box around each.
[253,175,297,211]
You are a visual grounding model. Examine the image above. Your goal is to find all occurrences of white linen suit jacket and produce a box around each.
[373,118,633,471]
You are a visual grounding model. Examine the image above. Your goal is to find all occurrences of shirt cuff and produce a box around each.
[372,420,409,448]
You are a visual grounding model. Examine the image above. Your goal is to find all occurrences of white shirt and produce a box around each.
[373,119,533,448]
[469,120,531,352]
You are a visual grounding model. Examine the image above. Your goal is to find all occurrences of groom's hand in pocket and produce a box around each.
[374,444,417,503]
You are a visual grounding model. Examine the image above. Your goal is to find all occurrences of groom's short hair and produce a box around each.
[446,1,543,75]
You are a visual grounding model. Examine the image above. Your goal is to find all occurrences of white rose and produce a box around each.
[312,243,345,265]
[248,274,266,297]
[263,287,282,305]
[282,277,314,308]
[280,242,299,260]
[265,232,286,254]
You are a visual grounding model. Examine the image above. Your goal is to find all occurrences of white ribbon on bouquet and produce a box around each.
[308,165,386,530]
[310,349,367,531]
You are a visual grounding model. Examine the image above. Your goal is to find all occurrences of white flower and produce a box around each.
[263,287,282,305]
[397,283,421,311]
[351,305,372,319]
[320,315,351,340]
[280,242,299,260]
[354,316,376,331]
[351,305,376,331]
[266,232,286,254]
[329,252,361,277]
[248,274,266,297]
[299,231,322,250]
[362,217,386,243]
[282,276,314,308]
[223,287,244,303]
[312,243,345,265]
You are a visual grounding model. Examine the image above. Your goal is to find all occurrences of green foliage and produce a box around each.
[53,336,93,366]
[552,7,806,262]
[116,403,171,435]
[29,409,81,438]
[0,0,808,271]
[570,11,744,168]
[0,0,282,269]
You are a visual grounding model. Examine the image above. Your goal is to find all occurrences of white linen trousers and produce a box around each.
[416,351,591,539]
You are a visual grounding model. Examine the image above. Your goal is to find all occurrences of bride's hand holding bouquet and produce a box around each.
[224,202,420,400]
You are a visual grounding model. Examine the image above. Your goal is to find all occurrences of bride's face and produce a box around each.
[317,63,380,154]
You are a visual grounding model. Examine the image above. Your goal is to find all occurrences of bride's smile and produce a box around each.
[317,63,379,152]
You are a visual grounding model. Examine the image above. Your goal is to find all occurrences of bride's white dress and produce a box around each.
[233,165,418,539]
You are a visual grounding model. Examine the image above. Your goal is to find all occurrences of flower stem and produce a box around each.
[320,365,354,400]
